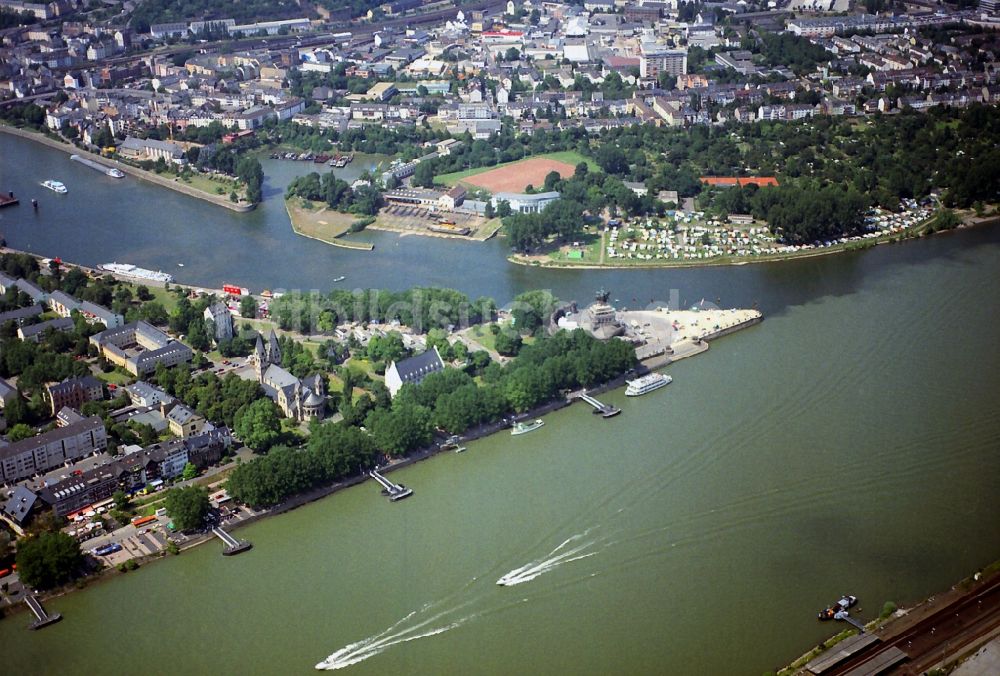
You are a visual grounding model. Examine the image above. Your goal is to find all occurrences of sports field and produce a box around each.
[435,151,596,192]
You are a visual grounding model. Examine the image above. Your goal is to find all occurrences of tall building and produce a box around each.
[980,0,999,14]
[640,45,688,79]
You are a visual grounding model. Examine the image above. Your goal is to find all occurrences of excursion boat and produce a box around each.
[818,595,858,620]
[41,180,67,194]
[99,262,174,283]
[511,419,544,436]
[333,275,346,283]
[625,373,672,396]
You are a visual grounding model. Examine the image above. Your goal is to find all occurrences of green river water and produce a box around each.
[1,131,999,674]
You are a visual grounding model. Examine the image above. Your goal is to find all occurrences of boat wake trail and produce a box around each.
[497,532,603,587]
[315,602,476,670]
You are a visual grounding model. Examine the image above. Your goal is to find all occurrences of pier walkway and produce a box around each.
[835,611,867,633]
[576,393,621,418]
[212,527,252,556]
[25,594,61,630]
[370,469,413,502]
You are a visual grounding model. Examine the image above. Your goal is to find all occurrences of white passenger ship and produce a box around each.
[625,373,672,396]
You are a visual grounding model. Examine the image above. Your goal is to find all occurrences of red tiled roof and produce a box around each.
[700,176,779,187]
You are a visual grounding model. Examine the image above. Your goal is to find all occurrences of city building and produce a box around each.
[204,302,235,342]
[18,316,75,342]
[640,45,688,79]
[45,375,103,416]
[385,346,445,398]
[491,191,561,214]
[0,416,108,484]
[90,321,193,376]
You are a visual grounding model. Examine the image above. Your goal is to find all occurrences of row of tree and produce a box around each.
[226,424,379,508]
[268,287,496,335]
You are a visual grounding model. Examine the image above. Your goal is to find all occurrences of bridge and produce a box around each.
[212,527,252,556]
[577,393,621,418]
[24,594,61,630]
[370,469,413,502]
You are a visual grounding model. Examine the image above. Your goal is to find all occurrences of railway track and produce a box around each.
[825,575,1000,675]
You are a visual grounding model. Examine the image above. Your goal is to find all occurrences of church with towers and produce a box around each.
[250,329,326,422]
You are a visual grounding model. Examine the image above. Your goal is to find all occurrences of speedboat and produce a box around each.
[511,419,544,436]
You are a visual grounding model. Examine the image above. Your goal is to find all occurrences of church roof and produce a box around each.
[390,345,444,381]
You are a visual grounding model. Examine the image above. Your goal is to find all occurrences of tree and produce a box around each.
[112,490,130,511]
[495,330,523,356]
[186,318,211,352]
[597,145,628,175]
[182,462,198,480]
[8,423,34,442]
[240,295,258,319]
[412,161,435,188]
[234,398,282,452]
[16,531,84,590]
[164,486,210,531]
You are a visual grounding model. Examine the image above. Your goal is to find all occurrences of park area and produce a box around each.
[436,151,594,193]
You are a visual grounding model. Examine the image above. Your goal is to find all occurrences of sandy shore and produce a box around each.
[0,124,255,213]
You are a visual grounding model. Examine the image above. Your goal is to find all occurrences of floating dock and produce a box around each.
[25,594,61,630]
[370,469,413,501]
[212,526,252,556]
[0,191,18,208]
[577,392,621,418]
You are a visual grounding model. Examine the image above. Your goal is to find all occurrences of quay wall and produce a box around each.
[0,124,255,213]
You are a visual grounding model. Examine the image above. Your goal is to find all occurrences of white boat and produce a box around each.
[41,180,67,194]
[625,373,672,397]
[177,263,184,267]
[99,262,174,284]
[511,419,544,436]
[333,275,346,282]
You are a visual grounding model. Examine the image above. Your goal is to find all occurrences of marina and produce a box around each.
[70,154,125,179]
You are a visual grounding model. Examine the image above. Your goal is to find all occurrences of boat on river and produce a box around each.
[41,180,67,194]
[818,595,857,620]
[333,275,345,283]
[511,419,544,436]
[99,262,173,283]
[70,154,124,178]
[625,373,672,397]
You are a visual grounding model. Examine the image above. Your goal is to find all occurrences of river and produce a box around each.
[1,131,999,675]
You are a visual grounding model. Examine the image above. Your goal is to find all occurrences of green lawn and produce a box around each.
[121,282,180,313]
[95,369,133,386]
[435,150,597,187]
[468,324,498,352]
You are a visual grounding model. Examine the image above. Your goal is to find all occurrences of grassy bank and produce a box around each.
[284,198,375,251]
